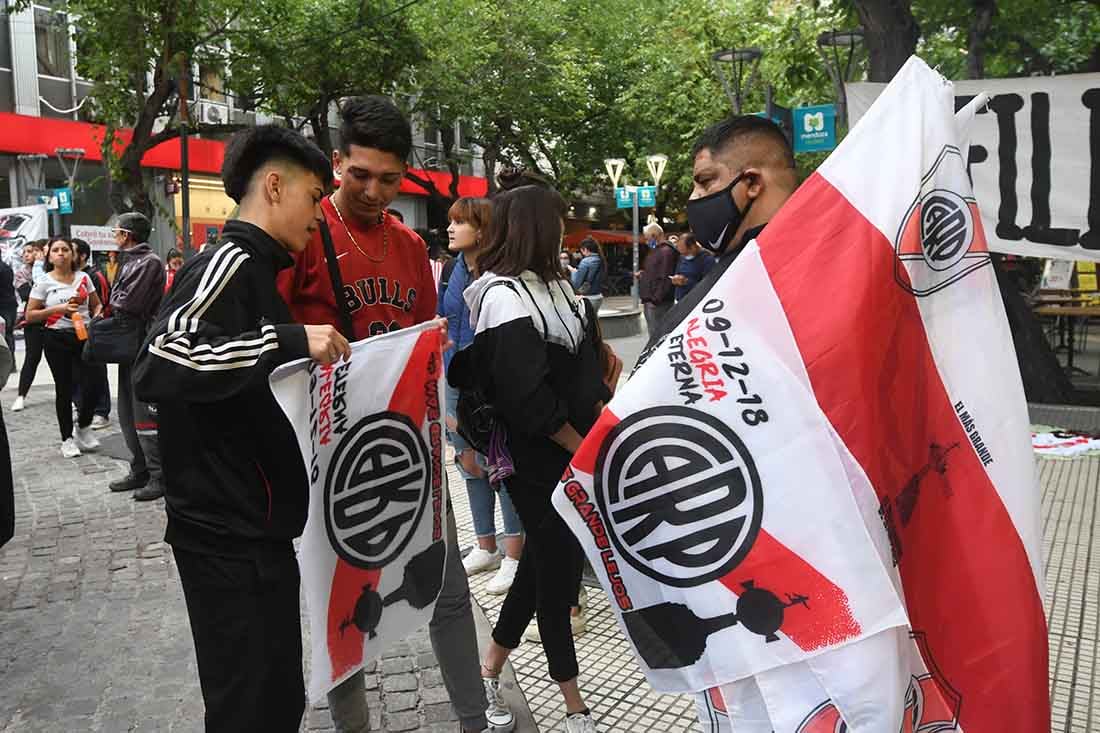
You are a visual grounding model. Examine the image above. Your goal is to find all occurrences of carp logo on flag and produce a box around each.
[554,294,908,693]
[596,405,763,587]
[894,145,991,296]
[271,322,448,702]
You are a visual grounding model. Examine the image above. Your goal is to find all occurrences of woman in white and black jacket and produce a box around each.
[455,182,619,733]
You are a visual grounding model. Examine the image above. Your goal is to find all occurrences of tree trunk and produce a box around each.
[851,0,920,82]
[992,255,1074,404]
[967,0,996,79]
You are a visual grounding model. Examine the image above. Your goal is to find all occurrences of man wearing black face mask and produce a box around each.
[640,115,798,354]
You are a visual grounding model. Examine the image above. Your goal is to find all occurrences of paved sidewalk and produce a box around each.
[0,385,524,733]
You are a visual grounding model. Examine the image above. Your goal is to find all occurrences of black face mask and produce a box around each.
[686,172,752,254]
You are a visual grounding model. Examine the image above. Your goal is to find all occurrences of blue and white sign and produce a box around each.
[55,187,73,215]
[793,104,837,153]
[615,186,658,209]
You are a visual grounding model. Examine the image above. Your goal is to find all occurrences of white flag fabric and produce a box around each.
[554,56,1049,731]
[270,323,449,702]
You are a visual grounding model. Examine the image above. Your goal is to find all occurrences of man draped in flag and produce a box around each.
[555,57,1048,732]
[640,115,798,354]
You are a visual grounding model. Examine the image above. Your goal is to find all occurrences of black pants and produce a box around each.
[118,361,160,478]
[42,329,101,441]
[73,364,111,418]
[17,322,44,397]
[173,544,305,733]
[492,473,585,682]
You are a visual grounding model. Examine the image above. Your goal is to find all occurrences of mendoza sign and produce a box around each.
[616,186,658,209]
[848,73,1100,262]
[793,104,837,153]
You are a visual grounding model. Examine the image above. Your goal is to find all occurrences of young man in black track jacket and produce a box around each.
[133,125,350,732]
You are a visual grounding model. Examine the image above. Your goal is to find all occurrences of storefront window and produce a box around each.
[34,7,71,79]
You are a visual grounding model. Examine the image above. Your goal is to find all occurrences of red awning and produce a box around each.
[0,112,487,198]
[563,229,638,248]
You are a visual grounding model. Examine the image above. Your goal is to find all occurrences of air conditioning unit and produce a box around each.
[198,101,229,125]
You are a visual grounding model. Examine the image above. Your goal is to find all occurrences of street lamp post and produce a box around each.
[816,29,864,131]
[711,47,763,114]
[605,156,667,311]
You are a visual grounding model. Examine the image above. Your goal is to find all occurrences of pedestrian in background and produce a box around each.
[0,250,15,358]
[72,239,112,430]
[635,223,677,338]
[669,233,715,302]
[24,237,102,458]
[106,212,166,501]
[11,241,47,412]
[441,195,525,595]
[164,248,183,293]
[571,237,606,313]
[458,181,618,733]
[104,250,119,284]
[559,250,576,277]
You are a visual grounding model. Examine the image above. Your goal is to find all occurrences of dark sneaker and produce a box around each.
[109,472,149,492]
[133,480,164,502]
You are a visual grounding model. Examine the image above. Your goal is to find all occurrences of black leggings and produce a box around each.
[492,473,585,682]
[42,329,101,441]
[17,322,45,397]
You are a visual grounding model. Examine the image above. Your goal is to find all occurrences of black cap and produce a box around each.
[116,212,151,243]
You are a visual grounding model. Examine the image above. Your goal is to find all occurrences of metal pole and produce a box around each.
[180,128,191,251]
[632,191,640,310]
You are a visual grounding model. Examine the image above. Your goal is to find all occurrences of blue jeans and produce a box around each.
[444,383,523,539]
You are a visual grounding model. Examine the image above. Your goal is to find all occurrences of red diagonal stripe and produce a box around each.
[326,329,440,681]
[720,530,861,651]
[756,172,1048,731]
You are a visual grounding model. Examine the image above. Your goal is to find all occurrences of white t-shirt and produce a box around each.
[30,271,93,330]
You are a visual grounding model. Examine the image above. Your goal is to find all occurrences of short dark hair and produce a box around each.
[222,124,330,204]
[477,185,568,282]
[338,96,412,160]
[167,248,183,261]
[692,115,797,186]
[42,237,73,272]
[117,212,152,243]
[72,238,91,263]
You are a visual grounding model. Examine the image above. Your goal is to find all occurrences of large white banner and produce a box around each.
[848,73,1100,263]
[0,204,49,267]
[271,323,449,702]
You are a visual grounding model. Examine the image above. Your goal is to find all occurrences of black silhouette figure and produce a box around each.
[339,540,447,639]
[895,442,960,526]
[621,580,809,669]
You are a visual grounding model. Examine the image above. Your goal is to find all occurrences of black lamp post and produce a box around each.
[711,47,763,114]
[816,29,864,130]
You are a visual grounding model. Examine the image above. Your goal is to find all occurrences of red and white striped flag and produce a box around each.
[554,56,1048,731]
[271,322,449,702]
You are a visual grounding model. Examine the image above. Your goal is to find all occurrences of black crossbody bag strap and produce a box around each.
[319,218,355,339]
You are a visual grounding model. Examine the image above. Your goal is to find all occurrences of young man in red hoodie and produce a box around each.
[278,96,511,733]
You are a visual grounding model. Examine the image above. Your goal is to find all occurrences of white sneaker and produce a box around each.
[60,438,82,458]
[74,427,100,452]
[522,609,587,644]
[11,396,24,411]
[482,677,516,732]
[90,415,110,430]
[565,710,600,733]
[486,557,519,595]
[463,547,502,576]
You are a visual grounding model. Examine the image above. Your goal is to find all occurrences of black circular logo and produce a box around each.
[919,189,973,272]
[324,412,431,569]
[594,406,763,587]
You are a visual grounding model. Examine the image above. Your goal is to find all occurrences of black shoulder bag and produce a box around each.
[319,218,356,339]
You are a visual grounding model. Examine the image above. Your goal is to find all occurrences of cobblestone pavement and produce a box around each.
[5,352,1100,732]
[0,384,507,733]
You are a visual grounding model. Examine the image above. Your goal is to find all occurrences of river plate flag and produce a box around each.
[271,322,448,703]
[554,56,1049,731]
